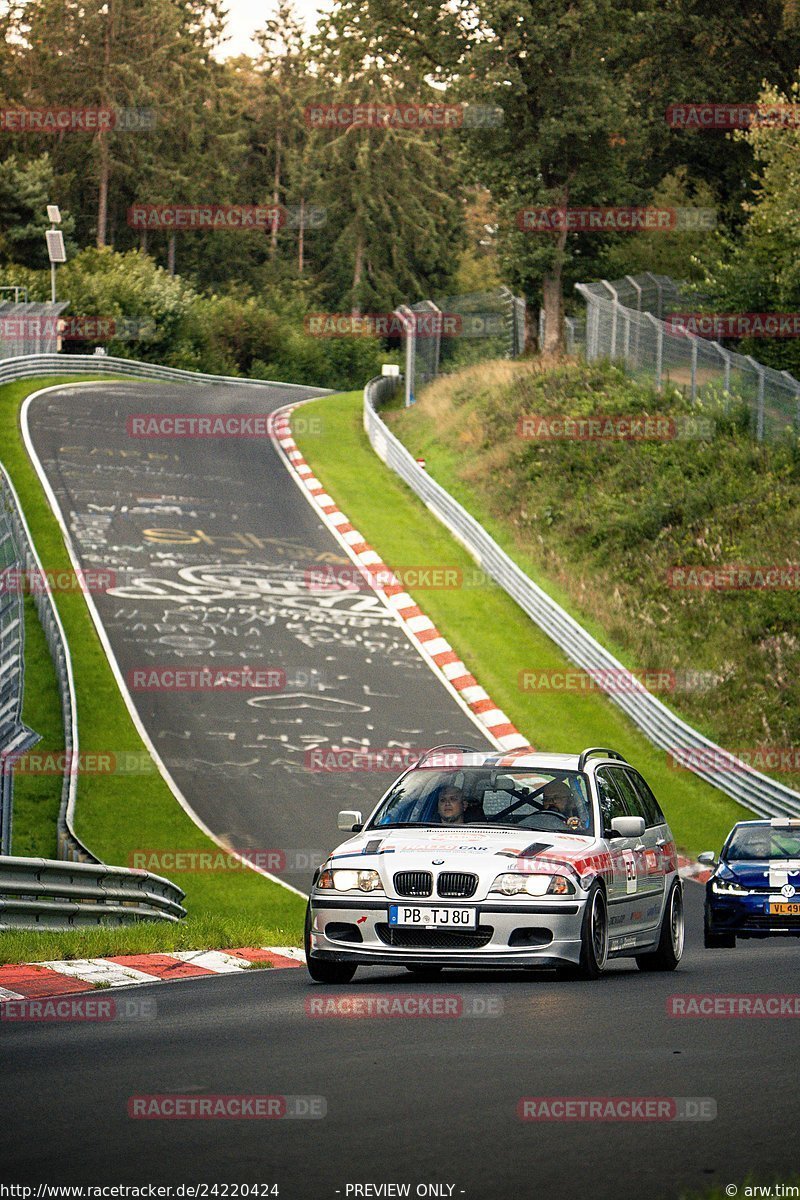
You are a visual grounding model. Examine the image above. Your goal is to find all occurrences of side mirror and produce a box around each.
[609,816,646,839]
[697,851,717,866]
[337,809,363,833]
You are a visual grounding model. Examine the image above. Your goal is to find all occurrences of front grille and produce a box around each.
[738,914,800,930]
[437,871,478,898]
[394,871,433,897]
[376,923,493,950]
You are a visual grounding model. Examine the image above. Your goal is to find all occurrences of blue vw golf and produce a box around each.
[700,819,800,948]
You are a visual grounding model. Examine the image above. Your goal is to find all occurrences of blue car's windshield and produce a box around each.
[368,767,594,835]
[726,826,800,861]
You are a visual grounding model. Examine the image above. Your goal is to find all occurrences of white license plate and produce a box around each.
[389,905,477,929]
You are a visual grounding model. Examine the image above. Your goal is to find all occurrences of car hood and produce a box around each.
[721,859,800,890]
[327,826,608,888]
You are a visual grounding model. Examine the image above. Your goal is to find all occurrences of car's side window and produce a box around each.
[624,769,665,828]
[608,768,648,824]
[596,769,630,832]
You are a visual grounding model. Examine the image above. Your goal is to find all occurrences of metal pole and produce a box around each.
[690,338,698,404]
[646,313,663,392]
[745,356,765,441]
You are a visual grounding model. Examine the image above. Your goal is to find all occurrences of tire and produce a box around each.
[636,880,685,971]
[703,905,736,950]
[304,904,358,984]
[557,881,608,980]
[404,965,443,978]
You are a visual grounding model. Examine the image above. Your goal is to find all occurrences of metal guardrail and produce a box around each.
[0,487,40,855]
[0,856,186,928]
[363,375,800,821]
[0,352,326,391]
[0,464,93,864]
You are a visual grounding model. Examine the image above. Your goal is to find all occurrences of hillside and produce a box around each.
[387,357,800,790]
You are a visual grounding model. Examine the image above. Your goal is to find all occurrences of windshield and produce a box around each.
[726,826,800,861]
[367,767,594,835]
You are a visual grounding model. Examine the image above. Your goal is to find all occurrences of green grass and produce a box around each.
[0,376,305,960]
[0,914,289,966]
[11,593,64,858]
[293,390,751,858]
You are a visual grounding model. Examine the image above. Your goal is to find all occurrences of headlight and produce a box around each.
[711,878,749,895]
[317,868,383,893]
[489,872,575,897]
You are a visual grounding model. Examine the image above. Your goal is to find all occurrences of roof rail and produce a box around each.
[578,747,627,772]
[414,744,484,768]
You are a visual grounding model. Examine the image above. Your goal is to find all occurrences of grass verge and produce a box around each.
[293,391,750,858]
[0,376,305,962]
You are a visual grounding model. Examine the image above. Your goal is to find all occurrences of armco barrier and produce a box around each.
[0,856,186,928]
[0,351,327,391]
[0,463,90,864]
[363,375,800,820]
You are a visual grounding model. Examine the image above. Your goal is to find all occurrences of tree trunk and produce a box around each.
[139,227,148,253]
[96,134,110,248]
[270,131,281,260]
[541,270,563,353]
[297,196,304,274]
[96,0,114,248]
[167,234,176,275]
[351,232,364,316]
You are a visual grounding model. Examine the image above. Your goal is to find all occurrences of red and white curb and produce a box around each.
[0,946,304,1002]
[268,404,530,754]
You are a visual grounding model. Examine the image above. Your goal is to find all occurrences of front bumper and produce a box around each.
[308,894,587,968]
[707,892,800,938]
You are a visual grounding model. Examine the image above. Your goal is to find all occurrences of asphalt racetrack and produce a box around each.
[25,381,485,890]
[3,886,799,1195]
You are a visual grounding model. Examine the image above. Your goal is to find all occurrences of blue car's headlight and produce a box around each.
[711,877,749,896]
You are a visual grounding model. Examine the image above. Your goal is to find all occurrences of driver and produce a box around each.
[541,780,587,829]
[437,784,468,826]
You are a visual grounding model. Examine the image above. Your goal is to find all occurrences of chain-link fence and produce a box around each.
[565,273,800,442]
[0,301,69,358]
[396,286,526,406]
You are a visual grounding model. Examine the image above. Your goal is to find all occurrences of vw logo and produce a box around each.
[781,883,796,897]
